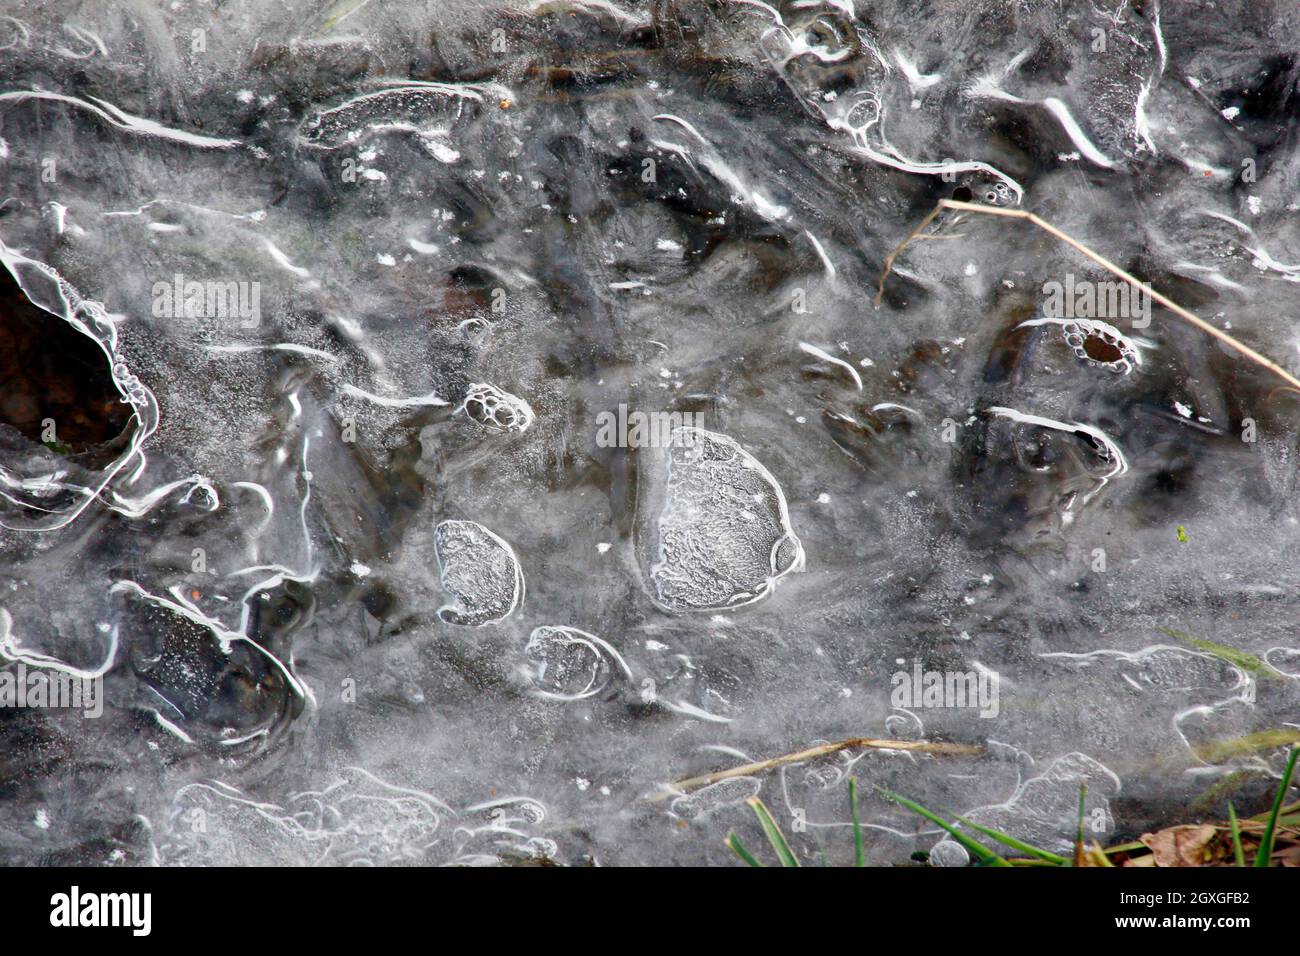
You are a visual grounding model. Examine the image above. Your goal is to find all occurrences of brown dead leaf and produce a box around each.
[1122,853,1158,867]
[1269,842,1300,867]
[1139,825,1218,867]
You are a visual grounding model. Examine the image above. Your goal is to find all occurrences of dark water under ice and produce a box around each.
[1,0,1299,866]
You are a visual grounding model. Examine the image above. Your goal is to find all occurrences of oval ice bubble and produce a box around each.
[523,625,631,701]
[639,426,805,612]
[433,519,525,626]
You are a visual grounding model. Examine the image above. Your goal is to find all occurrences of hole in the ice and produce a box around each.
[0,264,134,457]
[1056,319,1140,373]
[1076,430,1112,461]
[1082,334,1125,365]
[951,185,973,202]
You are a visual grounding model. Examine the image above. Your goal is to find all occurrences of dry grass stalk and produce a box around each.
[875,198,1300,394]
[658,737,984,799]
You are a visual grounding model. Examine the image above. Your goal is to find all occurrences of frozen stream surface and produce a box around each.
[1,0,1299,866]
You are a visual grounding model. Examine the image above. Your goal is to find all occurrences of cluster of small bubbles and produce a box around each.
[1060,318,1139,373]
[982,180,1015,206]
[461,382,535,433]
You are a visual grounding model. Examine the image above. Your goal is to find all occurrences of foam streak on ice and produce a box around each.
[342,383,449,408]
[799,341,863,390]
[965,53,1119,169]
[0,608,118,678]
[986,407,1128,508]
[0,90,241,149]
[652,114,790,222]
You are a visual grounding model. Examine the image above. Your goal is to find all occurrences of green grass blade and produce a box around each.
[746,797,800,867]
[1088,841,1115,867]
[725,831,765,867]
[1102,840,1146,855]
[849,777,866,867]
[953,814,1068,865]
[1073,784,1087,868]
[1254,747,1300,868]
[1227,802,1246,868]
[1248,798,1300,821]
[877,788,1011,867]
[1158,627,1285,681]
